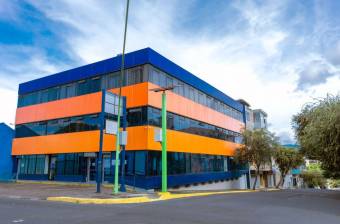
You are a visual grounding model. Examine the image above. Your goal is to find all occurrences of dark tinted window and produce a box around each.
[77,80,88,95]
[127,107,147,126]
[40,90,49,103]
[47,120,59,135]
[89,77,101,93]
[135,151,146,175]
[56,153,86,176]
[142,106,240,143]
[48,87,60,102]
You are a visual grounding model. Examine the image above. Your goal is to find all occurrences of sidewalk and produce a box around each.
[0,181,272,204]
[0,181,147,200]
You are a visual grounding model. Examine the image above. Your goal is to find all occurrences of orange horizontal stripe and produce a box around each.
[15,93,102,125]
[12,126,238,156]
[146,126,238,156]
[147,83,244,133]
[12,130,102,155]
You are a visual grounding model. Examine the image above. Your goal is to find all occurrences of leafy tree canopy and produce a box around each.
[235,129,278,189]
[274,147,304,187]
[292,95,340,178]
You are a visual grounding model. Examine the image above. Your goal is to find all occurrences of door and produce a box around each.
[89,158,97,182]
[49,156,57,180]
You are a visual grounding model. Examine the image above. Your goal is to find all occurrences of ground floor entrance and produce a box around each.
[16,151,248,189]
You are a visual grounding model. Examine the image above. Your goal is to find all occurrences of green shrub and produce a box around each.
[328,179,340,188]
[301,170,326,188]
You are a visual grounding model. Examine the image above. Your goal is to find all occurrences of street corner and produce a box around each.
[46,189,263,205]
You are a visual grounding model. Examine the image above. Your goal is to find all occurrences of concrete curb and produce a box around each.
[47,189,271,204]
[16,180,133,191]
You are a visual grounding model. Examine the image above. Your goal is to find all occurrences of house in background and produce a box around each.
[238,100,274,189]
[0,123,14,181]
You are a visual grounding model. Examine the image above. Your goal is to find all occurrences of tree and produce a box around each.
[292,95,340,178]
[274,147,304,188]
[235,129,277,190]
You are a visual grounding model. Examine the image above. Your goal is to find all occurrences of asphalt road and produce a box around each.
[0,189,339,224]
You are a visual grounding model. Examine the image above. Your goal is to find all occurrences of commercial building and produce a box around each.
[253,109,268,130]
[0,123,14,181]
[12,48,248,189]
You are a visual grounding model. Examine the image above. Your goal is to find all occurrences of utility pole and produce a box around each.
[113,0,130,194]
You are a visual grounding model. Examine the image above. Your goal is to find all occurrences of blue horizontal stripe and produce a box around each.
[19,48,243,112]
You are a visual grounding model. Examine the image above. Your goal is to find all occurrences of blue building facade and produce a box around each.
[0,123,14,181]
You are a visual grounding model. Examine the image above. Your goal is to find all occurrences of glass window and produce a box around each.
[89,77,101,93]
[66,84,76,98]
[24,122,47,136]
[125,151,135,176]
[147,151,161,176]
[166,76,173,87]
[40,90,49,103]
[127,107,147,126]
[167,113,174,129]
[27,155,36,174]
[69,116,84,132]
[77,80,89,95]
[168,152,186,175]
[177,81,184,96]
[84,114,99,130]
[184,84,190,99]
[148,107,161,126]
[48,87,60,102]
[127,67,142,85]
[135,151,146,175]
[19,156,29,174]
[56,153,86,176]
[159,72,166,87]
[198,92,204,105]
[29,92,39,105]
[103,154,112,180]
[35,155,46,175]
[64,154,75,175]
[107,73,120,89]
[47,120,59,135]
[57,118,70,134]
[15,124,36,138]
[173,114,180,130]
[188,87,194,101]
[178,117,186,131]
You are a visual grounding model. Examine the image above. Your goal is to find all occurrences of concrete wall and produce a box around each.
[172,175,248,191]
[0,123,14,181]
[250,174,275,189]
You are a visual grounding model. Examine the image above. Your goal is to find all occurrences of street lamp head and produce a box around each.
[149,85,181,92]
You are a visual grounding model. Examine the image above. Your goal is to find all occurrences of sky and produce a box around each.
[0,0,340,144]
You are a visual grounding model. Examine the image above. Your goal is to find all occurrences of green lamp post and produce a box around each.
[113,0,129,195]
[151,86,176,192]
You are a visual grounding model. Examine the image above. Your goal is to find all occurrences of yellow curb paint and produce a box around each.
[47,189,265,205]
[47,196,155,204]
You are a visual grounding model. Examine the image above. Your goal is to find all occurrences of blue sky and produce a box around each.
[1,0,340,143]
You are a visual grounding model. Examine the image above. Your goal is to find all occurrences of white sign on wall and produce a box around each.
[105,120,118,135]
[154,128,162,142]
